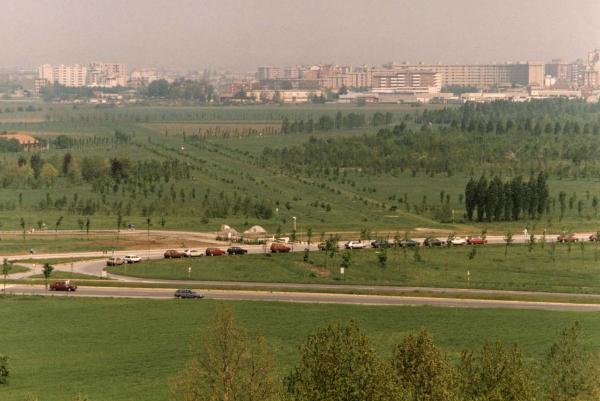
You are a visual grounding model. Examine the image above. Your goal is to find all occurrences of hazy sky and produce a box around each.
[2,0,600,71]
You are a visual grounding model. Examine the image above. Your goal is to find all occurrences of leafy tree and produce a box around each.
[170,307,279,401]
[377,247,387,268]
[391,329,457,401]
[544,323,600,401]
[2,258,13,293]
[285,321,399,401]
[457,342,537,401]
[42,263,54,291]
[503,231,513,257]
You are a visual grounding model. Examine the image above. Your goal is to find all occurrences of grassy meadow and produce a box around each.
[1,296,599,401]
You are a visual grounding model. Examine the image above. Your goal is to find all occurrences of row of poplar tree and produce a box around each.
[465,172,550,221]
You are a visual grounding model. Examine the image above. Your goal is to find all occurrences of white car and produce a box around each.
[183,249,204,257]
[345,241,366,249]
[451,237,467,245]
[123,255,141,264]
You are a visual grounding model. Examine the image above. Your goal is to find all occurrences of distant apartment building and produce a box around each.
[38,64,87,87]
[371,69,442,93]
[257,66,282,80]
[391,62,545,89]
[129,69,159,87]
[87,62,127,87]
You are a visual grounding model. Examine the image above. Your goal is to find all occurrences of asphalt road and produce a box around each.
[5,284,600,311]
[5,230,600,311]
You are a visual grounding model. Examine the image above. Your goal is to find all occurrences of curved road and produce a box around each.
[4,230,600,311]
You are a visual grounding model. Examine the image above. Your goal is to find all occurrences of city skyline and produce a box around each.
[2,0,600,71]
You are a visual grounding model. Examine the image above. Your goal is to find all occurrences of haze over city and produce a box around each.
[2,0,600,70]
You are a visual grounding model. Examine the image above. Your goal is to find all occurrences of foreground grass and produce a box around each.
[108,244,600,294]
[0,296,599,401]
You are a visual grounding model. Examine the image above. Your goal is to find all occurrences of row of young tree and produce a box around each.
[165,308,599,401]
[281,111,373,134]
[465,173,550,221]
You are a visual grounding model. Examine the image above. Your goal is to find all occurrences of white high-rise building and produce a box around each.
[38,64,87,87]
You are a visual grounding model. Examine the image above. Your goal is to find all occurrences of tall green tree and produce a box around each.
[457,342,537,401]
[285,321,399,401]
[543,323,600,401]
[391,329,457,401]
[170,307,279,401]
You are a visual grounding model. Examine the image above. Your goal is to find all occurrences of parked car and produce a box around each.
[106,257,124,266]
[227,246,248,255]
[50,281,77,292]
[270,242,291,253]
[318,242,339,251]
[174,289,204,299]
[424,237,445,247]
[467,237,488,245]
[371,240,391,248]
[451,237,467,245]
[557,234,578,243]
[345,241,366,249]
[399,239,419,247]
[164,249,184,258]
[206,248,226,256]
[123,255,141,264]
[183,249,204,257]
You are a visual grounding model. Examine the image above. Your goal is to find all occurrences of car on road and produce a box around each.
[164,249,185,258]
[318,242,339,251]
[557,234,578,243]
[345,241,366,249]
[106,257,124,266]
[270,242,291,253]
[371,239,391,248]
[467,237,487,245]
[399,239,419,247]
[451,237,467,245]
[123,255,141,264]
[174,289,204,299]
[206,248,226,256]
[50,281,77,292]
[183,249,204,257]
[424,237,445,247]
[227,246,248,255]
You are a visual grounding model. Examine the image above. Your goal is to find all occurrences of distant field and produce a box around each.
[0,296,598,401]
[108,244,600,294]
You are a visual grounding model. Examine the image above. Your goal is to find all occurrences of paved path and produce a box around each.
[4,284,600,312]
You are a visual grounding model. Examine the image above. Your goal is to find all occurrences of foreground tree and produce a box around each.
[391,329,458,401]
[543,323,600,401]
[457,342,537,401]
[170,307,279,401]
[285,321,400,401]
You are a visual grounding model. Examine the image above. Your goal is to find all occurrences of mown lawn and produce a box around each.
[0,296,599,401]
[108,244,600,293]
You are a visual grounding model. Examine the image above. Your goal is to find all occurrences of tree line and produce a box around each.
[164,308,599,401]
[465,172,550,221]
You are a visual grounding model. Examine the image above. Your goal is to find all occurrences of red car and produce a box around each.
[467,237,487,245]
[164,249,184,258]
[49,281,77,292]
[557,234,578,243]
[206,248,226,256]
[270,242,291,253]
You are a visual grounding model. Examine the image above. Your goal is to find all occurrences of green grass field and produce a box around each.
[1,296,599,401]
[107,244,600,294]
